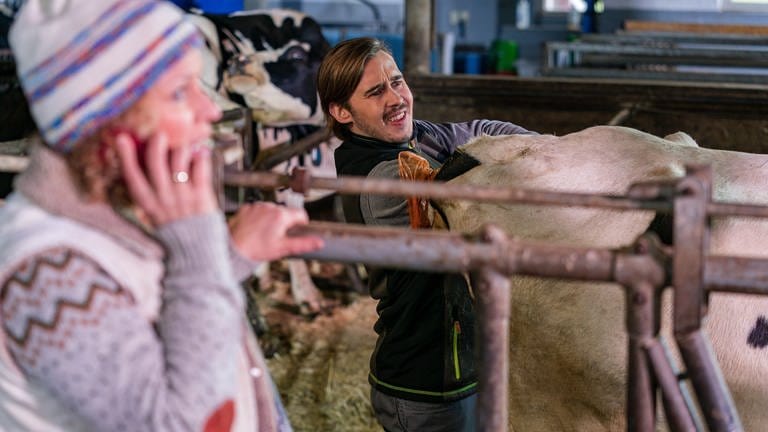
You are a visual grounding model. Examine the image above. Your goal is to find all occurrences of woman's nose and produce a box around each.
[196,86,222,123]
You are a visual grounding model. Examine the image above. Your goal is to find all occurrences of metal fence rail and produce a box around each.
[3,149,764,431]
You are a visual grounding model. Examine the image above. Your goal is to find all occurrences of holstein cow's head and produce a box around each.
[190,9,330,127]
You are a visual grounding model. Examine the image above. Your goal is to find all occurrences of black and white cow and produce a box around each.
[189,8,338,203]
[1,11,35,198]
[0,12,34,143]
[188,9,340,315]
[188,9,330,128]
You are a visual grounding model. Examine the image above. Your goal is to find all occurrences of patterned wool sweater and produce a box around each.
[0,142,289,431]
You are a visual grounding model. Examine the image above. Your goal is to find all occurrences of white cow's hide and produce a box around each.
[433,126,768,431]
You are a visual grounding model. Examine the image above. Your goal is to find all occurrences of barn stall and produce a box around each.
[224,149,768,431]
[261,1,768,429]
[4,0,768,431]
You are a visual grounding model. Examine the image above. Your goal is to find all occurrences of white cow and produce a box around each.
[429,126,768,431]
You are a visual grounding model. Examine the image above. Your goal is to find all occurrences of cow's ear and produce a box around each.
[328,103,352,124]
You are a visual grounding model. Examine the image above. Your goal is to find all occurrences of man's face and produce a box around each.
[330,51,413,143]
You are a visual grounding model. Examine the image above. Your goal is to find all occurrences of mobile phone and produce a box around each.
[108,127,149,173]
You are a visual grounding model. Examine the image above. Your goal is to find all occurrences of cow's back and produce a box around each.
[435,126,768,431]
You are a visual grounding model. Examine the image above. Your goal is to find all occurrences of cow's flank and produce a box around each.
[431,125,768,431]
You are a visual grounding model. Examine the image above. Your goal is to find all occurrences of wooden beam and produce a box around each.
[409,74,768,118]
[624,20,768,36]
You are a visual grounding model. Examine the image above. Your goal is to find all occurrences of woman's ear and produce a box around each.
[329,103,352,124]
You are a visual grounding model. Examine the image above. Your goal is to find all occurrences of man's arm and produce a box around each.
[360,160,411,227]
[414,119,535,162]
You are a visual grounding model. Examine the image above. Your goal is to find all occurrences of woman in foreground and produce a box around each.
[0,0,322,430]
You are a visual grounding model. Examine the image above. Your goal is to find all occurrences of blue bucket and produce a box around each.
[193,0,243,14]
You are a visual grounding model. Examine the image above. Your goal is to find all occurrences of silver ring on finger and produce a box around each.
[172,171,189,183]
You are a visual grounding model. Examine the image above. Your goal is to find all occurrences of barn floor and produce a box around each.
[249,260,381,432]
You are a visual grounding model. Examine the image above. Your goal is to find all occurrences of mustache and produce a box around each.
[384,104,408,118]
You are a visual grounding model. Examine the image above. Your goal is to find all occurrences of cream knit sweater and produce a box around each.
[0,142,288,431]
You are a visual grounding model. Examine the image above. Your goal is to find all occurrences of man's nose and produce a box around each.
[385,86,403,105]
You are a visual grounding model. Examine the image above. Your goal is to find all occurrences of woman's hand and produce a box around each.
[229,202,324,262]
[114,131,217,227]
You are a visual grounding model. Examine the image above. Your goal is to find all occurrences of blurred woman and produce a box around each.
[0,0,322,430]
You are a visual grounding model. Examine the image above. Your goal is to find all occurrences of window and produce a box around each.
[543,0,602,13]
[721,0,768,11]
[544,0,571,12]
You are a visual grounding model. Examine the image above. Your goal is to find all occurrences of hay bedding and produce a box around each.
[249,260,381,432]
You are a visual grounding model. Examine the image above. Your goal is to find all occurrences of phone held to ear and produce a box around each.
[106,127,149,173]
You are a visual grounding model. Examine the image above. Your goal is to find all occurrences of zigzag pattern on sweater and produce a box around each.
[1,247,132,367]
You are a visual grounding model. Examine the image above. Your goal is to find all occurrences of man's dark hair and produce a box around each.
[316,37,392,141]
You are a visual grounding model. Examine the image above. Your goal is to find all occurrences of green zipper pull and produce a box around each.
[453,321,461,380]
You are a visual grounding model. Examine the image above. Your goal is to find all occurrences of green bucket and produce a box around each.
[491,39,518,74]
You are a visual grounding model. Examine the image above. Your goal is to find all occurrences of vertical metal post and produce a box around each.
[644,339,700,432]
[616,238,667,432]
[241,107,254,169]
[471,226,511,432]
[404,0,432,76]
[673,166,743,431]
[625,278,659,432]
[676,331,740,431]
[673,166,709,335]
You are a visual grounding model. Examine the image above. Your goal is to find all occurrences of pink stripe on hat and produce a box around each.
[9,0,203,153]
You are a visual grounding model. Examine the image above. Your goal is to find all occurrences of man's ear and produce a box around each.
[329,103,352,124]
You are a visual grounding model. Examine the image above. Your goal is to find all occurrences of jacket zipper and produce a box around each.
[453,321,461,380]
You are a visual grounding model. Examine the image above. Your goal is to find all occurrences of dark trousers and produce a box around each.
[370,387,477,432]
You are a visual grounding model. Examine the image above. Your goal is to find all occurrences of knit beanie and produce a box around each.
[9,0,203,153]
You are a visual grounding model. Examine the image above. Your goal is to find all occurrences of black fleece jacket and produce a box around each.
[334,119,531,402]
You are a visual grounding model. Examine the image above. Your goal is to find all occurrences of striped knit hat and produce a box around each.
[9,0,203,153]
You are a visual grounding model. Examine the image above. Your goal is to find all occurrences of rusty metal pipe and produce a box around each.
[225,168,768,219]
[672,167,709,335]
[295,222,495,273]
[624,279,659,432]
[252,128,331,170]
[8,156,768,219]
[671,166,743,431]
[225,170,672,212]
[472,225,511,431]
[294,221,619,283]
[705,255,768,295]
[675,330,743,432]
[708,202,768,219]
[643,339,698,432]
[498,236,615,281]
[615,239,667,432]
[473,267,510,432]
